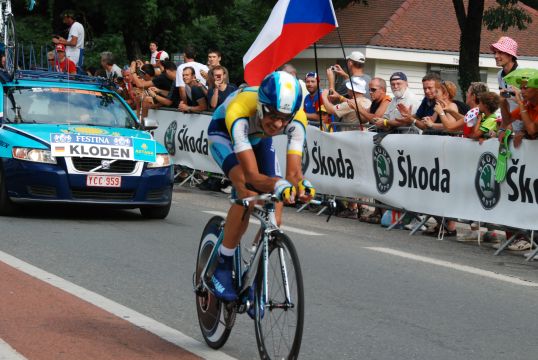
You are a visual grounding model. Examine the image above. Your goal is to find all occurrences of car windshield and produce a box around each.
[3,86,137,128]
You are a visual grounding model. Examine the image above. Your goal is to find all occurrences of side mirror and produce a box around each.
[143,118,159,131]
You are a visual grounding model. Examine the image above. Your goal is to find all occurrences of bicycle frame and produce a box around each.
[198,194,293,309]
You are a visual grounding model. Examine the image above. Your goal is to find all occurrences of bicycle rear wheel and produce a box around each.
[4,14,16,79]
[194,216,234,349]
[254,232,304,360]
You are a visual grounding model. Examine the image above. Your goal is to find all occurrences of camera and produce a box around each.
[501,91,515,98]
[330,66,336,71]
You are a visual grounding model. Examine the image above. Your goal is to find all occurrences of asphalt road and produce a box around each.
[2,186,538,360]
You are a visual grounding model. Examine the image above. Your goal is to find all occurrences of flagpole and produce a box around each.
[313,42,323,131]
[336,27,363,131]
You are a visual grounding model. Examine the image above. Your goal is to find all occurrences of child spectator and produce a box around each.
[470,92,501,141]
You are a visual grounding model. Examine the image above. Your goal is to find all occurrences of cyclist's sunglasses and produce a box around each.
[262,105,294,123]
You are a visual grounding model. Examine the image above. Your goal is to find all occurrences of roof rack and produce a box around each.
[10,70,116,89]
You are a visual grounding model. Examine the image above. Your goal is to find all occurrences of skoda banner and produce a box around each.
[151,109,538,230]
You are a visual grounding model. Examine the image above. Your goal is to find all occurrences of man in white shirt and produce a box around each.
[52,10,84,67]
[375,72,421,130]
[176,46,209,103]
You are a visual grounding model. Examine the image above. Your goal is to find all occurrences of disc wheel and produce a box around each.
[254,232,304,360]
[195,216,234,349]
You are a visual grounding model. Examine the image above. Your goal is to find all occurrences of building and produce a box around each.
[292,0,538,98]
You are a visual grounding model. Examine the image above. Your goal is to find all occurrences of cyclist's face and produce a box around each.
[261,106,292,135]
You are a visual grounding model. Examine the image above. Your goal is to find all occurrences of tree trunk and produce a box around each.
[457,0,484,93]
[122,30,142,61]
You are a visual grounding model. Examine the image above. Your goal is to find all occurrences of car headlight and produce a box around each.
[12,147,57,164]
[147,153,171,168]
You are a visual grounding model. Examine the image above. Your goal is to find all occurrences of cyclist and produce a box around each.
[207,71,315,302]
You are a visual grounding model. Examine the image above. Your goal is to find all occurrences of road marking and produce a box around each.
[365,247,538,287]
[0,250,237,360]
[0,339,27,360]
[202,210,324,236]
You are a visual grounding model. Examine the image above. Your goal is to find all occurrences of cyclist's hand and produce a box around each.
[274,179,296,204]
[297,179,316,203]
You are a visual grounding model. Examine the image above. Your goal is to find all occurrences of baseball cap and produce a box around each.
[490,36,518,58]
[305,71,318,79]
[390,72,407,82]
[55,44,66,52]
[346,51,365,64]
[156,50,169,61]
[345,76,367,94]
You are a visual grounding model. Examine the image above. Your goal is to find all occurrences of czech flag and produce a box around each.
[243,0,338,86]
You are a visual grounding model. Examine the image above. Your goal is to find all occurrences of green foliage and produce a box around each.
[484,0,532,31]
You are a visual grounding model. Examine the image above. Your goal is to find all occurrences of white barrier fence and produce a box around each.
[151,108,538,230]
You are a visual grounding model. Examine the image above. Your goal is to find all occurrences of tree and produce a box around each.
[454,0,532,93]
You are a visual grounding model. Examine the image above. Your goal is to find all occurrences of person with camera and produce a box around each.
[207,65,236,110]
[146,61,180,109]
[51,10,84,67]
[330,51,371,99]
[178,66,208,113]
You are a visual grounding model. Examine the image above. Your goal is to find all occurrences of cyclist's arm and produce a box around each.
[237,150,278,193]
[286,153,303,186]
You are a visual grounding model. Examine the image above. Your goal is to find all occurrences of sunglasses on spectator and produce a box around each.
[262,105,294,122]
[369,88,378,93]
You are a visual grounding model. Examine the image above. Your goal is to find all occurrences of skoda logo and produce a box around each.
[101,160,111,170]
[164,121,177,156]
[373,145,393,194]
[475,152,500,210]
[301,140,310,174]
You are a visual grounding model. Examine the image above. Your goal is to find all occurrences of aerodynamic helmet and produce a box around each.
[257,71,302,119]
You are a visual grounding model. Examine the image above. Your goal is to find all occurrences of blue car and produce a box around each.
[0,70,174,218]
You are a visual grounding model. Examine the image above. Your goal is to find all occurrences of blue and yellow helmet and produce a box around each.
[258,71,302,116]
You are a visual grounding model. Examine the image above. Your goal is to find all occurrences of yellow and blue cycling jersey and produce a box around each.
[208,87,307,177]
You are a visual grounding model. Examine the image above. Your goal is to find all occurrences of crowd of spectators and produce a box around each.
[41,23,538,249]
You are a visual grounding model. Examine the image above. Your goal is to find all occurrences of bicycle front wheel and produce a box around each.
[4,14,16,79]
[254,232,304,360]
[194,216,234,349]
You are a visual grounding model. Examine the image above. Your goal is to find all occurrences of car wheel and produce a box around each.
[0,167,18,216]
[140,200,171,219]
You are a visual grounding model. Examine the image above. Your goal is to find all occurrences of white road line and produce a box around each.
[0,250,237,360]
[365,247,538,287]
[202,210,324,236]
[0,338,28,360]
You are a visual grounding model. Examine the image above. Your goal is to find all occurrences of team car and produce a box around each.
[0,70,174,218]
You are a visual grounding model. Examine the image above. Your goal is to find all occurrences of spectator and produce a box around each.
[146,61,180,109]
[149,41,158,65]
[321,68,371,130]
[207,65,237,110]
[440,82,489,136]
[500,78,538,146]
[176,46,209,103]
[129,61,172,93]
[178,66,208,113]
[100,52,122,80]
[52,10,84,67]
[201,49,222,86]
[374,72,421,130]
[280,63,308,102]
[422,80,461,132]
[52,45,76,74]
[469,92,501,141]
[349,77,391,124]
[414,73,442,120]
[331,51,372,99]
[303,72,322,122]
[491,36,519,111]
[152,50,169,74]
[117,67,136,109]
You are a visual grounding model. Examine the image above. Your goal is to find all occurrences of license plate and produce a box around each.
[86,175,121,188]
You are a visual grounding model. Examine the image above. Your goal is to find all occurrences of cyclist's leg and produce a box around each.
[208,131,256,301]
[253,137,283,226]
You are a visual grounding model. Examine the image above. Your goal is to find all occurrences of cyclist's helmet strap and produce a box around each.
[257,71,302,119]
